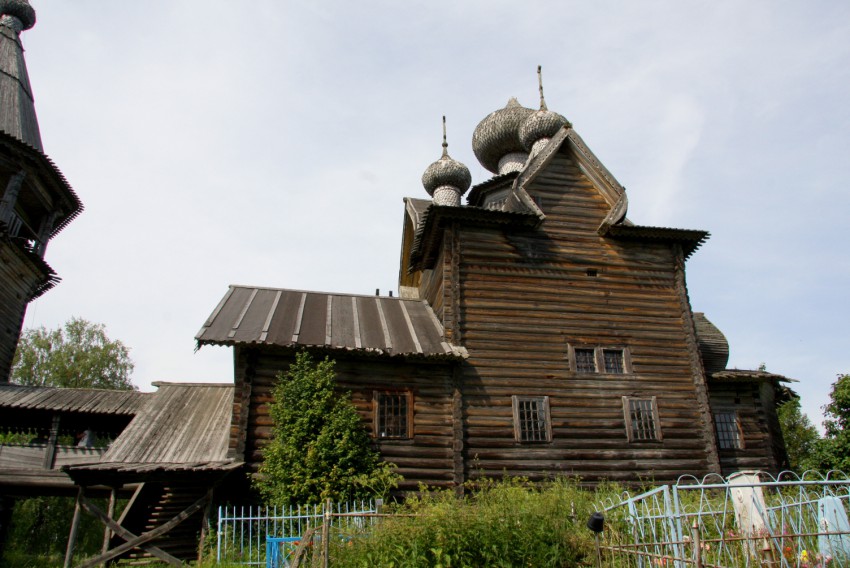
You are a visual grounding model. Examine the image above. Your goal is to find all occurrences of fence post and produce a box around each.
[322,498,331,568]
[691,519,702,568]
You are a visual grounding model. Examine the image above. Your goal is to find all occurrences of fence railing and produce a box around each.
[216,500,379,566]
[597,470,850,568]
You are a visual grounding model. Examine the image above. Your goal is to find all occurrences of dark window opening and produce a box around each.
[603,349,625,374]
[513,396,551,443]
[575,349,597,373]
[586,268,598,277]
[375,392,410,439]
[715,411,743,449]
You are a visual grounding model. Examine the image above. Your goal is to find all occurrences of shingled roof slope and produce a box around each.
[196,286,466,359]
[0,384,149,415]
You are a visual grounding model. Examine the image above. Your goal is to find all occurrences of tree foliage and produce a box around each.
[11,317,135,390]
[255,352,399,506]
[808,374,850,473]
[777,398,820,473]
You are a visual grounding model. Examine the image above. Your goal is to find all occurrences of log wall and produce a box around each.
[451,149,720,482]
[234,348,456,491]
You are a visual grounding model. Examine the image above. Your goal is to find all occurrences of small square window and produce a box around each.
[715,411,743,450]
[603,349,625,374]
[374,392,411,439]
[575,349,597,373]
[512,396,552,443]
[623,397,661,442]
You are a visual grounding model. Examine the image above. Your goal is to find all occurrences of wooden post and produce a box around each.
[691,519,703,568]
[321,499,331,568]
[100,487,117,562]
[43,414,60,469]
[197,488,214,564]
[64,487,84,568]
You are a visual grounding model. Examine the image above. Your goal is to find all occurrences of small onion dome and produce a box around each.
[519,109,569,153]
[422,117,472,207]
[472,97,535,174]
[0,0,35,31]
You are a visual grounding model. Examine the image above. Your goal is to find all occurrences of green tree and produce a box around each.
[11,317,135,390]
[809,374,850,473]
[254,351,399,506]
[777,398,820,472]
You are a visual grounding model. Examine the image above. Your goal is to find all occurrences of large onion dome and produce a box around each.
[0,0,36,31]
[693,312,730,375]
[471,97,535,175]
[422,117,471,207]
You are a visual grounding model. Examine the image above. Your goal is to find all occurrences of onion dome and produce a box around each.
[519,66,570,156]
[472,97,535,175]
[0,0,36,32]
[421,116,471,207]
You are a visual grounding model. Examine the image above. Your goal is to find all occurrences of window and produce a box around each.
[714,411,743,450]
[568,345,631,374]
[603,349,625,374]
[623,397,661,442]
[512,395,552,443]
[374,391,411,439]
[575,349,597,373]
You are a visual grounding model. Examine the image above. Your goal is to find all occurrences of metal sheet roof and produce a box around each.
[100,382,234,465]
[196,286,466,359]
[0,384,149,415]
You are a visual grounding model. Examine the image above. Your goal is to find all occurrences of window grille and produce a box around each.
[603,349,625,374]
[375,392,409,439]
[624,397,660,442]
[512,396,551,443]
[714,411,743,449]
[575,349,597,373]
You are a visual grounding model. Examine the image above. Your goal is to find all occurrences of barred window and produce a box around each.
[715,411,743,449]
[603,349,625,374]
[575,349,597,373]
[374,392,411,439]
[512,396,552,443]
[623,397,661,442]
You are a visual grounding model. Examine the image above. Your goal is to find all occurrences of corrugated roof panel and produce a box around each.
[197,286,463,360]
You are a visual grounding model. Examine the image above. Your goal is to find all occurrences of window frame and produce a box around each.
[568,345,632,375]
[512,395,553,443]
[373,390,413,440]
[714,410,744,450]
[622,396,662,442]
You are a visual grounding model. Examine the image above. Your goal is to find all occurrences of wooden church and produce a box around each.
[196,70,792,490]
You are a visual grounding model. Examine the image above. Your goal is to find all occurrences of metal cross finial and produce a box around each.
[537,65,548,111]
[441,115,449,158]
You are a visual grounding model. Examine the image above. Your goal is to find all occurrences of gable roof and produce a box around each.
[196,285,467,359]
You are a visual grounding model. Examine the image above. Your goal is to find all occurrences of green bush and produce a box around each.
[329,477,612,567]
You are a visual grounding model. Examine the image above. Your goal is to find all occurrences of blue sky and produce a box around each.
[19,1,850,429]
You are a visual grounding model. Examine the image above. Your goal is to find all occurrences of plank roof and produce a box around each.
[196,286,467,359]
[0,23,42,151]
[0,384,149,415]
[98,382,234,465]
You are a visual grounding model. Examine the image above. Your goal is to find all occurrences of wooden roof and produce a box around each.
[196,286,467,359]
[0,384,149,415]
[98,382,234,465]
[0,23,42,151]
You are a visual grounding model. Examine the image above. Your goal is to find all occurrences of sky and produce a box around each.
[16,1,850,430]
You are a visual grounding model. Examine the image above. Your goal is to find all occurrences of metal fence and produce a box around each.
[216,500,378,566]
[597,470,850,567]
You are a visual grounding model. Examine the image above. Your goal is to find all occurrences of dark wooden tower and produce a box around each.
[0,0,82,382]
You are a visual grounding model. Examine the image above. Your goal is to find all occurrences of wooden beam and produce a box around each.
[76,493,181,567]
[75,491,209,568]
[63,487,83,568]
[100,487,117,561]
[43,414,60,469]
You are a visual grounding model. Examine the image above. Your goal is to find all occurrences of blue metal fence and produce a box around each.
[216,500,377,566]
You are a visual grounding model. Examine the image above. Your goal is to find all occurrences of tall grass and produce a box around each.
[328,477,617,567]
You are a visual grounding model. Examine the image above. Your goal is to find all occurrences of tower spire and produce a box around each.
[0,0,42,151]
[537,65,548,111]
[441,115,448,157]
